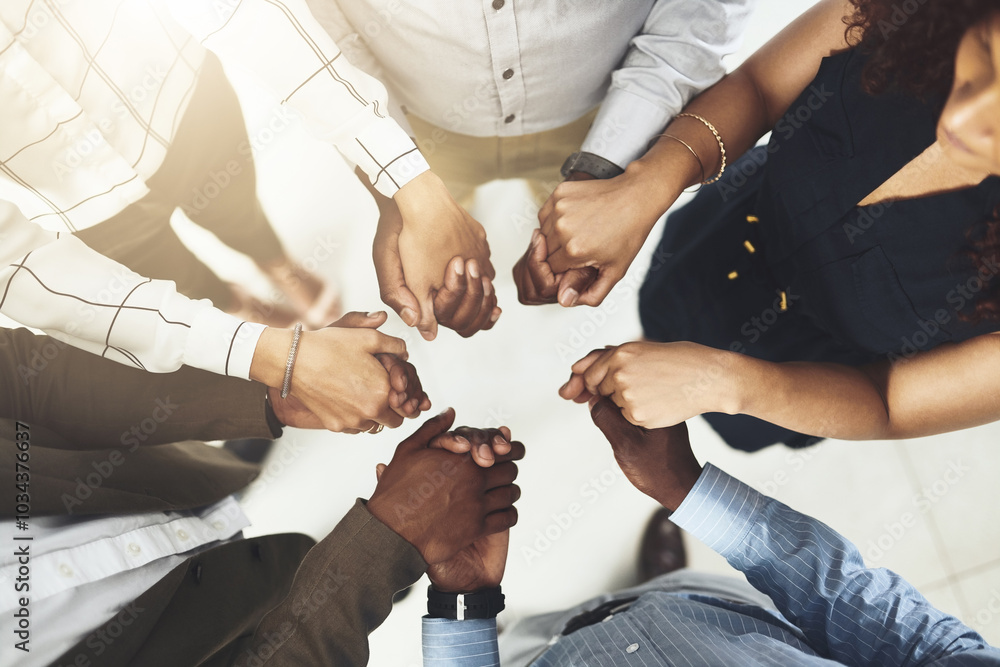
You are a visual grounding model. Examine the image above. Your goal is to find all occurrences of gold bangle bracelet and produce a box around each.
[653,134,705,191]
[675,113,727,184]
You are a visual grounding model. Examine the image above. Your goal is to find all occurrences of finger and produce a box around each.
[495,440,525,463]
[559,373,593,403]
[368,331,408,360]
[460,278,496,337]
[448,261,486,331]
[589,397,636,444]
[416,291,439,341]
[331,311,388,329]
[557,267,599,308]
[538,191,557,227]
[484,460,518,490]
[400,408,457,451]
[483,506,519,535]
[376,354,409,393]
[376,403,406,430]
[484,484,521,514]
[582,352,615,395]
[427,432,473,455]
[571,348,610,375]
[499,426,511,441]
[525,231,559,302]
[432,257,468,323]
[547,245,585,275]
[375,463,387,482]
[374,237,422,328]
[575,270,620,308]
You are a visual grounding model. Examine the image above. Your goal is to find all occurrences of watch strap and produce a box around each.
[427,585,505,620]
[560,151,625,180]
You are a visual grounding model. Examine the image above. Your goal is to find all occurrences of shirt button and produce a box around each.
[502,68,514,80]
[492,0,504,9]
[59,564,73,577]
[626,643,640,654]
[177,529,189,541]
[127,543,141,555]
[504,114,516,124]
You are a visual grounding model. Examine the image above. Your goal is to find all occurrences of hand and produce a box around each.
[368,410,522,565]
[589,397,702,512]
[537,168,675,307]
[560,341,740,429]
[250,313,412,433]
[512,229,598,306]
[389,171,498,340]
[369,173,500,338]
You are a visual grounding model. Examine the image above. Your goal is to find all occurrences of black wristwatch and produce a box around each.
[426,585,505,620]
[560,151,625,180]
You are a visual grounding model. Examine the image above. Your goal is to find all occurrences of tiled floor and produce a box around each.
[11,0,996,664]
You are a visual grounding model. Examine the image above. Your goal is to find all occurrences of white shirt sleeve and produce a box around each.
[0,201,264,378]
[581,0,757,169]
[166,0,428,197]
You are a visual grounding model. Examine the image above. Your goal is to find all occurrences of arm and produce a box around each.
[565,334,1000,440]
[589,399,1000,667]
[239,411,522,666]
[168,0,496,340]
[538,0,856,307]
[579,0,758,171]
[673,464,1000,665]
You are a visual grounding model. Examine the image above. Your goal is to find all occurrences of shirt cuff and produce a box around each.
[581,89,676,169]
[339,115,430,198]
[182,307,266,380]
[669,463,763,558]
[422,617,500,665]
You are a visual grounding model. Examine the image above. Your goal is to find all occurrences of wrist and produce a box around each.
[653,463,703,513]
[621,159,682,232]
[392,170,449,222]
[249,327,291,388]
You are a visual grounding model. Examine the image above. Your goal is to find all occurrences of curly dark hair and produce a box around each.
[846,0,1000,322]
[845,0,998,97]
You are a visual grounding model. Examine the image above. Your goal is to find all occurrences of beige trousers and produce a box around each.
[407,108,599,208]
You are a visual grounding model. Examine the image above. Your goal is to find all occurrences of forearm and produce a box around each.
[238,500,426,667]
[0,328,277,447]
[672,465,998,666]
[729,354,893,441]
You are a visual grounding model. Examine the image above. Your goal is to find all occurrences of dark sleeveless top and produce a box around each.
[641,48,1000,368]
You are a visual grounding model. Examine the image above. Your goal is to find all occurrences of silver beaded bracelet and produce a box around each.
[280,323,304,399]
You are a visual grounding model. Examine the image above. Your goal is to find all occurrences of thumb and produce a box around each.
[415,291,439,341]
[375,463,387,482]
[400,408,457,451]
[374,232,423,328]
[329,310,387,329]
[589,397,636,446]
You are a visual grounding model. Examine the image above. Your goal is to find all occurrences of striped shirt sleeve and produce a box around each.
[166,0,429,198]
[422,617,500,666]
[671,464,1000,667]
[0,201,264,378]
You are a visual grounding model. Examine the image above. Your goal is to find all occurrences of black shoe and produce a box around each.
[638,507,687,584]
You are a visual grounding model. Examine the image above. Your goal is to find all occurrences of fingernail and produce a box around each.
[455,260,465,276]
[400,308,417,325]
[478,444,493,460]
[484,280,493,296]
[490,309,501,323]
[367,311,383,319]
[560,288,579,307]
[493,434,507,446]
[469,262,481,279]
[456,436,471,450]
[559,381,569,393]
[420,329,435,341]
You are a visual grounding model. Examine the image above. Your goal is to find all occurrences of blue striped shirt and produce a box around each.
[422,464,1000,666]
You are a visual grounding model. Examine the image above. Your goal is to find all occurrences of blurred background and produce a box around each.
[7,0,1000,663]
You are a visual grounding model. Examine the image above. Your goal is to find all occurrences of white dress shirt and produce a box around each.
[0,496,250,667]
[0,0,429,379]
[309,0,755,168]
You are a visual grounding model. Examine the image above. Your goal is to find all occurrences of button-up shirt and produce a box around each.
[309,0,755,168]
[0,496,250,667]
[0,0,428,379]
[423,465,1000,666]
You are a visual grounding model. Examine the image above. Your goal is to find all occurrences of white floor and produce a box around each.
[125,1,1000,663]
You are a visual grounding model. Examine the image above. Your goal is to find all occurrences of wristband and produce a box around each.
[560,152,624,180]
[427,585,505,620]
